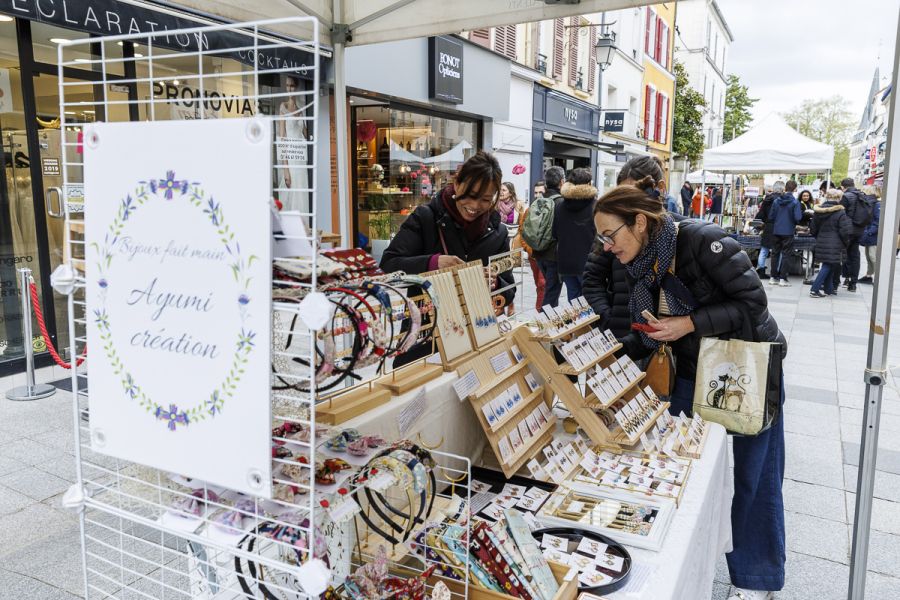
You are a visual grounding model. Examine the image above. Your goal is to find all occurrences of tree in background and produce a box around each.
[723,75,757,142]
[782,95,856,180]
[672,57,707,165]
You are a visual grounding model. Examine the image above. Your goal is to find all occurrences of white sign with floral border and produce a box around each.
[84,119,273,497]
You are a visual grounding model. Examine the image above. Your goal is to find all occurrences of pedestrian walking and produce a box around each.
[858,184,882,285]
[593,182,787,600]
[681,181,693,217]
[658,180,679,214]
[514,181,547,310]
[709,187,723,223]
[836,177,875,292]
[809,189,851,298]
[583,156,667,339]
[497,181,520,228]
[755,181,783,280]
[553,167,597,301]
[530,166,566,307]
[766,180,801,286]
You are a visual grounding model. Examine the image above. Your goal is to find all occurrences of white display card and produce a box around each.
[84,119,273,497]
[576,538,608,555]
[525,373,540,392]
[538,401,553,421]
[497,436,512,460]
[453,370,481,401]
[508,428,523,452]
[511,344,526,362]
[501,484,527,498]
[481,402,499,426]
[526,459,546,479]
[519,420,532,441]
[490,351,513,375]
[541,533,568,550]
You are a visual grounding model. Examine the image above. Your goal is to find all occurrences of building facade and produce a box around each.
[849,69,890,186]
[674,0,733,149]
[640,3,676,185]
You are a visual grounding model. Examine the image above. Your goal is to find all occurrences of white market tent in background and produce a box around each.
[686,169,727,185]
[703,112,834,173]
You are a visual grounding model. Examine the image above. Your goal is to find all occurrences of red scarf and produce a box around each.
[441,185,491,245]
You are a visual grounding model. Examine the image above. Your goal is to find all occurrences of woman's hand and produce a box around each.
[483,266,497,289]
[646,316,695,342]
[437,255,465,269]
[284,170,292,188]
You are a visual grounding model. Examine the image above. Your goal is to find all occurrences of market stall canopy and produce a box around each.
[702,112,835,174]
[169,0,654,47]
[686,170,727,185]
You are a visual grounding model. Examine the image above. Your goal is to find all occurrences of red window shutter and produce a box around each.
[644,86,652,138]
[469,29,490,48]
[553,18,564,80]
[493,26,505,54]
[655,91,663,142]
[588,25,596,92]
[664,25,670,69]
[645,8,652,53]
[661,97,668,144]
[656,17,663,62]
[568,16,579,87]
[505,25,517,60]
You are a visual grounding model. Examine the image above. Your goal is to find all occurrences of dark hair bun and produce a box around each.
[634,175,657,191]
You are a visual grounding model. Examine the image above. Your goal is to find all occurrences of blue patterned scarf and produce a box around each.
[626,215,694,349]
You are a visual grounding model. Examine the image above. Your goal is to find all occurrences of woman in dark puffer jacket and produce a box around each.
[582,156,665,339]
[808,188,851,298]
[593,181,787,598]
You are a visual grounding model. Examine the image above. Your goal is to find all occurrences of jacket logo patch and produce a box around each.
[710,241,723,254]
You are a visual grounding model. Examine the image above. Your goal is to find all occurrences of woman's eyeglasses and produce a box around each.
[597,217,634,246]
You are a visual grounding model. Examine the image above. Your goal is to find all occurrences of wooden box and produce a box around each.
[431,560,577,600]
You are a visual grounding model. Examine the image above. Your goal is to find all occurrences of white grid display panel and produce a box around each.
[57,17,474,600]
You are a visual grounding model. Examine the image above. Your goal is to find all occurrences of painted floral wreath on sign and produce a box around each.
[91,170,257,431]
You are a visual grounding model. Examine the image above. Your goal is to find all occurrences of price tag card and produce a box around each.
[490,351,513,375]
[367,471,398,492]
[327,496,361,524]
[453,370,481,401]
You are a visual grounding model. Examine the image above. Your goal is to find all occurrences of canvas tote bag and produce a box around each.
[692,303,782,436]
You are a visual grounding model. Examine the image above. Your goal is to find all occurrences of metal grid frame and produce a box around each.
[56,17,474,600]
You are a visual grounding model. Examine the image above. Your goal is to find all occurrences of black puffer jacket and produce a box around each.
[810,201,851,265]
[840,187,869,237]
[379,192,515,307]
[756,192,778,249]
[553,182,598,276]
[582,242,633,339]
[621,218,787,381]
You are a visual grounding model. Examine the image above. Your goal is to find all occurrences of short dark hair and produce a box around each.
[841,177,855,188]
[545,166,565,190]
[785,180,798,193]
[616,156,664,189]
[567,167,592,185]
[454,150,503,208]
[534,181,546,189]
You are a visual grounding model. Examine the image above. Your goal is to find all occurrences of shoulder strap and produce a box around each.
[432,208,451,256]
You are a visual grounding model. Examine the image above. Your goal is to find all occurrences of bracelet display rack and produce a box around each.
[456,328,558,478]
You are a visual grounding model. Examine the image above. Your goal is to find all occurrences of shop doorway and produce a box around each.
[543,155,590,176]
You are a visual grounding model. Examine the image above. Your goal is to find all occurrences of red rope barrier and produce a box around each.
[29,282,86,369]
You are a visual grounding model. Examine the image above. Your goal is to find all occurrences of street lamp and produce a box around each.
[595,30,617,71]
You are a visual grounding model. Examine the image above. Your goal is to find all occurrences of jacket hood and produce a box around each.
[814,202,844,213]
[776,193,796,205]
[763,193,778,203]
[560,182,598,201]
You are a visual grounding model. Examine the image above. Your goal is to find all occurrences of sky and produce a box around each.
[715,0,899,126]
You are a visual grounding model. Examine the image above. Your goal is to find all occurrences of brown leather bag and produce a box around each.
[645,343,675,396]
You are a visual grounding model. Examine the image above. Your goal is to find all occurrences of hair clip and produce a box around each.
[171,489,218,517]
[315,458,351,485]
[347,434,388,456]
[213,499,264,534]
[273,483,298,502]
[325,428,363,451]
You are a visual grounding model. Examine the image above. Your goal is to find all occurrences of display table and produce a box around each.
[730,233,817,279]
[340,367,489,474]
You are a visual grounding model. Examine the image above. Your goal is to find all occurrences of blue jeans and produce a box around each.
[811,263,837,294]
[757,247,782,273]
[535,259,563,308]
[670,376,786,591]
[561,275,583,301]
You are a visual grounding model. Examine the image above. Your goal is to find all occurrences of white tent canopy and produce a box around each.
[702,112,835,174]
[686,169,727,185]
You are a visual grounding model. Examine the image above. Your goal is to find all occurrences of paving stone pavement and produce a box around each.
[0,263,899,599]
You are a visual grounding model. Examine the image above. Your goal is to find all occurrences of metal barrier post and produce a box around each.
[6,267,56,401]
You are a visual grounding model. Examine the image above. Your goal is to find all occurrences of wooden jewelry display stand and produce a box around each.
[422,260,480,371]
[457,263,502,349]
[375,355,444,395]
[456,328,558,478]
[315,381,392,425]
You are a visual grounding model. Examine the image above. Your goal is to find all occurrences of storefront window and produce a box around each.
[353,101,477,247]
[0,19,36,364]
[601,167,618,195]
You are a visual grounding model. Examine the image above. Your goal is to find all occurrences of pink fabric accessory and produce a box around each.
[273,483,299,502]
[213,499,264,534]
[347,434,388,456]
[171,489,218,517]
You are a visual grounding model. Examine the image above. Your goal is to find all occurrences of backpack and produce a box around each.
[521,194,561,252]
[851,192,876,228]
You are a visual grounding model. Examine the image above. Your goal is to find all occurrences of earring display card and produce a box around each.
[424,268,476,368]
[572,445,692,506]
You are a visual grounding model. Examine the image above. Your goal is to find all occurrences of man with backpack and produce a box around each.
[837,177,876,292]
[523,166,565,307]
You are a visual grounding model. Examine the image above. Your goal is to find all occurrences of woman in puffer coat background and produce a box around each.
[809,188,851,298]
[552,167,597,301]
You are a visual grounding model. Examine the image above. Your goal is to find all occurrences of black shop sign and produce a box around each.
[428,36,464,104]
[545,93,593,135]
[604,111,625,133]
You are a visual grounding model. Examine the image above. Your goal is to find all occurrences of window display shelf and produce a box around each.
[555,343,622,376]
[532,315,599,342]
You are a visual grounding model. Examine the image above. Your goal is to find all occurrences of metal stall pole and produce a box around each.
[6,267,56,400]
[332,0,352,248]
[848,7,900,598]
[700,170,706,219]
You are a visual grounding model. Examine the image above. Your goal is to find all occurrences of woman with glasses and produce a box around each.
[582,156,664,340]
[381,150,516,366]
[593,180,787,600]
